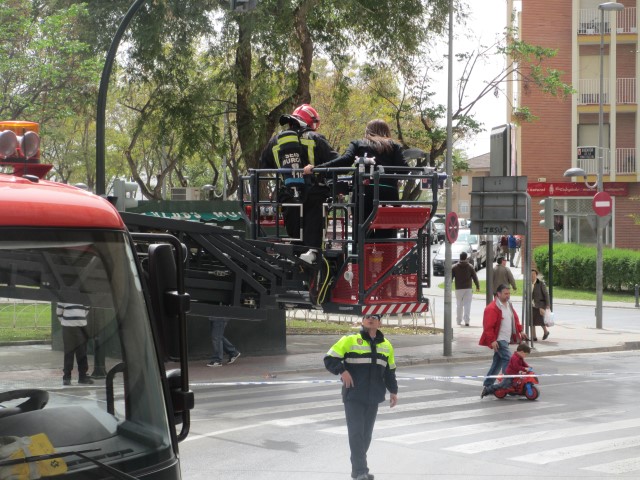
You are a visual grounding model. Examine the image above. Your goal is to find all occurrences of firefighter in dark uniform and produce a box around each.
[324,314,398,480]
[259,104,337,263]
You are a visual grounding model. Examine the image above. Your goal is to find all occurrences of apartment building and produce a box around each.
[519,0,640,250]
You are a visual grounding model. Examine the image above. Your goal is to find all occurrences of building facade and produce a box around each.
[519,0,640,250]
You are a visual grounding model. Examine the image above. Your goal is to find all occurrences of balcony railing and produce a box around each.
[578,7,637,35]
[578,78,636,105]
[617,7,637,34]
[577,147,637,175]
[617,78,637,104]
[577,147,609,174]
[578,78,609,105]
[616,147,636,174]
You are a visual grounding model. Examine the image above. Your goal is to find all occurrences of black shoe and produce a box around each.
[533,338,538,341]
[63,377,71,386]
[78,376,94,385]
[352,474,374,480]
[543,331,550,340]
[480,387,488,399]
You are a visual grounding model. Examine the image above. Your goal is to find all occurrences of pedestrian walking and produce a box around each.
[499,235,508,257]
[507,235,517,267]
[531,268,551,341]
[479,284,528,397]
[324,314,398,480]
[451,251,480,326]
[207,319,241,367]
[492,256,517,294]
[57,302,94,386]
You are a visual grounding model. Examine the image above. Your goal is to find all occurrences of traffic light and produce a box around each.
[113,179,138,211]
[539,197,555,230]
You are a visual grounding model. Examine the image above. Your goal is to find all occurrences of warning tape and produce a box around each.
[191,371,631,387]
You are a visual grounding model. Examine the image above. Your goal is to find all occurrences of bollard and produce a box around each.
[636,284,639,308]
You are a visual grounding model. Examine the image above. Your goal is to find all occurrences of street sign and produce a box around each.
[577,146,596,159]
[469,176,528,235]
[592,191,612,217]
[446,212,459,243]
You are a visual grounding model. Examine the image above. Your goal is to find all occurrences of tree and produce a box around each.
[0,0,100,123]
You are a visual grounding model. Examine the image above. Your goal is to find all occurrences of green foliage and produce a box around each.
[534,243,640,292]
[0,0,101,122]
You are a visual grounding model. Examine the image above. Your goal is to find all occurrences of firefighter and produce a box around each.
[324,313,398,480]
[259,104,337,263]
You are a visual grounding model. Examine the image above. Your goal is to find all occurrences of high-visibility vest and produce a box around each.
[271,130,317,179]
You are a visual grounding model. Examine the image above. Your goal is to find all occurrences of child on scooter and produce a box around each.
[481,343,531,398]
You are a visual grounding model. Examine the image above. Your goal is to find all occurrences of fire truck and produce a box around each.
[0,121,193,480]
[0,120,439,479]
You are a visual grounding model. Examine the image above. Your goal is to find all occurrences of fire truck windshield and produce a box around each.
[0,229,174,478]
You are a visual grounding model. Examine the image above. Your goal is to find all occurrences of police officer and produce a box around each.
[259,104,337,263]
[324,314,398,480]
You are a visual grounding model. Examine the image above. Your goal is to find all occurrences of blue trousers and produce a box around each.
[482,340,511,387]
[210,319,238,363]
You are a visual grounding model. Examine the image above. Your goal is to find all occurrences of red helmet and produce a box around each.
[292,104,320,131]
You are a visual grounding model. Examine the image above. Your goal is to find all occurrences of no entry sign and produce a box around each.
[446,212,459,243]
[592,191,612,217]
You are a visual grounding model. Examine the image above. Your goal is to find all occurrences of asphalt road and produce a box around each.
[179,350,640,479]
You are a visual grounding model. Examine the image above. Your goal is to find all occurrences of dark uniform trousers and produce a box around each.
[62,325,90,378]
[279,183,329,249]
[345,400,379,476]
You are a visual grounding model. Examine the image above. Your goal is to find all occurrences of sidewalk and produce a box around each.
[189,266,640,384]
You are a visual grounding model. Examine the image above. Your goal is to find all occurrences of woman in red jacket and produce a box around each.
[479,284,528,398]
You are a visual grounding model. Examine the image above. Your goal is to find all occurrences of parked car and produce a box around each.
[458,229,482,270]
[432,221,445,244]
[432,240,476,276]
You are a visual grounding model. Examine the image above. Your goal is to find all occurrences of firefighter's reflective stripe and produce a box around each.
[271,131,316,170]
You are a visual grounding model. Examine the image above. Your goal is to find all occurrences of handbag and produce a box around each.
[544,310,555,327]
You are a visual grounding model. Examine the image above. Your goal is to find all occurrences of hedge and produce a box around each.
[533,243,640,292]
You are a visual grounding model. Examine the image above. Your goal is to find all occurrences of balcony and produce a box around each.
[576,147,637,176]
[578,7,637,35]
[578,78,636,105]
[616,147,636,175]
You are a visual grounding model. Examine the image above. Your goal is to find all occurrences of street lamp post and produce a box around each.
[596,2,623,329]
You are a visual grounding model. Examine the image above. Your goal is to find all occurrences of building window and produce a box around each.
[551,198,613,247]
[460,176,469,186]
[459,201,469,214]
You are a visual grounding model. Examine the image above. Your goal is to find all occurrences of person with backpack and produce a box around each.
[259,104,338,263]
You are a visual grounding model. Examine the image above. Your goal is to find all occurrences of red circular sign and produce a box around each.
[445,212,459,243]
[592,191,612,217]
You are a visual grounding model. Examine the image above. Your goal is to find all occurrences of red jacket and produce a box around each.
[505,352,530,375]
[478,300,524,348]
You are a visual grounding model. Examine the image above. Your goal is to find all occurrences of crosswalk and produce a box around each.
[189,378,640,475]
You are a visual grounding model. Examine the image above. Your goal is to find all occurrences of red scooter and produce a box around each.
[493,369,540,400]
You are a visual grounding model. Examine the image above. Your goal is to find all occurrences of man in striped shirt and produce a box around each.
[57,302,94,386]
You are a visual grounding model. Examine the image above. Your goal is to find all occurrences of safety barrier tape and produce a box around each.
[191,371,630,387]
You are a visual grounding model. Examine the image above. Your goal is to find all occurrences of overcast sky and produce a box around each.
[431,0,509,159]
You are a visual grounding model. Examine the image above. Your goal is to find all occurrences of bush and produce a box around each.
[533,243,640,292]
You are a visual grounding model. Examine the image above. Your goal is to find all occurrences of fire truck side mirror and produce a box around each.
[147,243,183,362]
[147,242,193,437]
